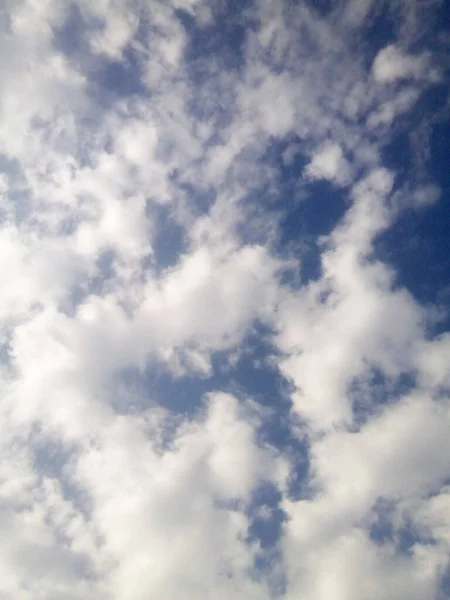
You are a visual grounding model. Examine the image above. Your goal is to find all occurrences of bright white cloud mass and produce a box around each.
[0,1,449,598]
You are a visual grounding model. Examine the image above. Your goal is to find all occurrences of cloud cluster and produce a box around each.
[0,0,448,598]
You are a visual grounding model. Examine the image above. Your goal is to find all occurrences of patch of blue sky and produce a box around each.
[373,93,450,335]
[285,448,311,501]
[145,201,187,271]
[302,0,335,19]
[374,209,450,337]
[260,136,310,208]
[0,155,30,225]
[54,5,147,105]
[217,328,311,501]
[177,10,247,133]
[395,515,437,555]
[244,482,288,597]
[118,323,287,414]
[436,0,450,39]
[247,482,286,550]
[184,73,238,133]
[439,565,450,599]
[92,49,148,100]
[357,4,397,70]
[0,327,13,373]
[375,200,450,312]
[369,497,396,544]
[31,432,92,520]
[52,3,87,58]
[277,179,349,285]
[169,171,217,216]
[349,368,417,427]
[175,0,252,77]
[381,84,449,177]
[59,249,117,317]
[229,136,348,285]
[370,497,438,557]
[91,249,116,287]
[120,362,211,417]
[32,432,73,479]
[115,321,310,463]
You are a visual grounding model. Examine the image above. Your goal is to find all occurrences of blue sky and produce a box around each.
[0,1,449,599]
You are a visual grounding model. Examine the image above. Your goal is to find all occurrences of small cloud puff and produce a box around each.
[304,142,351,186]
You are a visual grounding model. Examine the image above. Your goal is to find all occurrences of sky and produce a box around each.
[0,0,449,598]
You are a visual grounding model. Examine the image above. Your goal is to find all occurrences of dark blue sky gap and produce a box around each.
[52,3,87,57]
[54,4,148,104]
[370,497,439,556]
[146,201,187,270]
[350,369,417,428]
[175,0,251,76]
[375,117,450,335]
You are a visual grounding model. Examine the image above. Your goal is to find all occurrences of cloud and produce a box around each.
[0,0,448,598]
[281,392,450,599]
[367,87,420,127]
[68,392,284,599]
[274,167,426,429]
[304,142,351,185]
[372,44,437,84]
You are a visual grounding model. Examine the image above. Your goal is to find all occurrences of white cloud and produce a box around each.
[0,0,448,598]
[282,525,445,600]
[68,393,282,599]
[274,168,426,429]
[372,44,436,84]
[281,392,450,599]
[367,87,420,127]
[304,142,351,185]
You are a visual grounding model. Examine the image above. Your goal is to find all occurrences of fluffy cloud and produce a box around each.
[304,142,351,185]
[0,0,448,598]
[372,44,437,84]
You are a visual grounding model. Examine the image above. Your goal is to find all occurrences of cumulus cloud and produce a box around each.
[304,142,351,185]
[0,0,448,598]
[372,44,437,84]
